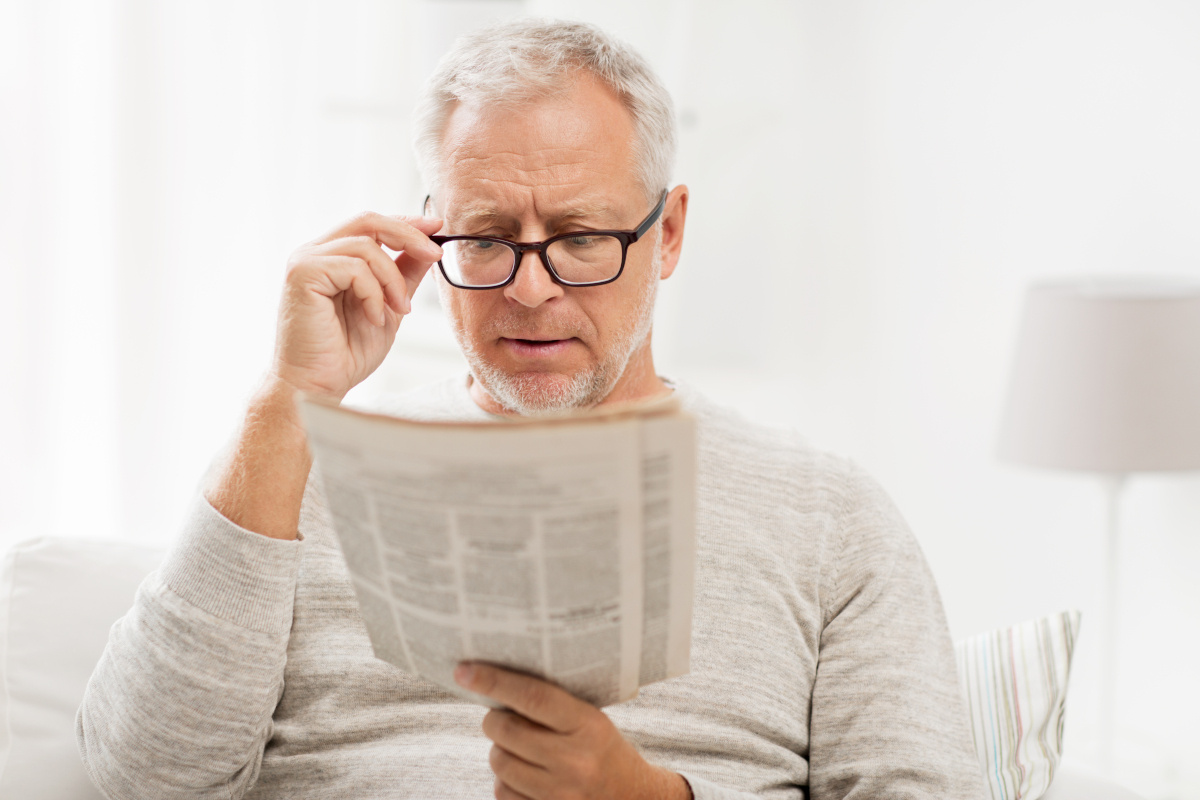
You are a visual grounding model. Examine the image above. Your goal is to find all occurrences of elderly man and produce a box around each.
[78,19,985,800]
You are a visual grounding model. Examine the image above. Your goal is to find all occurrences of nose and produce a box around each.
[503,249,564,308]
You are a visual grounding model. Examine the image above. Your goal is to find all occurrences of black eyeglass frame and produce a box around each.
[425,190,668,289]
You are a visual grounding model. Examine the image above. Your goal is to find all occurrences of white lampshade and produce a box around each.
[997,278,1200,473]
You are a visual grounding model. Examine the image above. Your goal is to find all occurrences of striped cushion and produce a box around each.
[955,610,1082,800]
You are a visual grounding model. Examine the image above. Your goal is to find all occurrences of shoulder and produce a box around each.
[677,380,886,520]
[677,380,919,607]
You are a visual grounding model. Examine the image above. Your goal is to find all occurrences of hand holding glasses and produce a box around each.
[426,191,667,289]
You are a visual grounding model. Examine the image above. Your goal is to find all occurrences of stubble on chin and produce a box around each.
[447,308,618,416]
[475,361,611,416]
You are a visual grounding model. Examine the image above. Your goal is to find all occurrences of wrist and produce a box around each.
[258,372,341,421]
[265,365,349,406]
[203,375,316,541]
[246,377,309,442]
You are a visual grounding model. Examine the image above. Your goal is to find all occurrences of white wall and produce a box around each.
[2,0,1197,795]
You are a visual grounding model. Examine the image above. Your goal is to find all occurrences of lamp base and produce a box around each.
[1096,473,1126,775]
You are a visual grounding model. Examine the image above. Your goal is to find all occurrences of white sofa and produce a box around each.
[0,537,1145,799]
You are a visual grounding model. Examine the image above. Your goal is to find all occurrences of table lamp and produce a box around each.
[996,277,1200,771]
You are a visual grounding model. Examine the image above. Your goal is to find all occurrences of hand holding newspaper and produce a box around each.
[300,397,696,708]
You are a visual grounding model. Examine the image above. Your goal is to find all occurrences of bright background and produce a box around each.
[2,0,1198,795]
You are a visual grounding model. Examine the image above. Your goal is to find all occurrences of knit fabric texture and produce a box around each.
[77,377,986,800]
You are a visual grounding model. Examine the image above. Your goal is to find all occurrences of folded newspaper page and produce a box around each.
[300,397,696,708]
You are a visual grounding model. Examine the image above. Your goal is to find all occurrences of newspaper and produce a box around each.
[300,397,696,708]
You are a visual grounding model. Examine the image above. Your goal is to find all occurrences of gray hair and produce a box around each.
[412,18,676,204]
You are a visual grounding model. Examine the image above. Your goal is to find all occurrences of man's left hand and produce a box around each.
[455,662,692,800]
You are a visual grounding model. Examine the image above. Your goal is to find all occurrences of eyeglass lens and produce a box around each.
[440,235,624,287]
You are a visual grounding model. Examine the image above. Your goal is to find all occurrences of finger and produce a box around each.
[295,255,388,327]
[309,211,443,261]
[391,214,444,236]
[311,236,412,315]
[494,777,535,800]
[481,709,561,768]
[456,663,587,733]
[393,250,439,304]
[489,745,552,800]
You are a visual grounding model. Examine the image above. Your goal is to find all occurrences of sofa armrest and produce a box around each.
[1042,761,1145,800]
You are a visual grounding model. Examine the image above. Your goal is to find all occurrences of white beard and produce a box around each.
[441,228,662,417]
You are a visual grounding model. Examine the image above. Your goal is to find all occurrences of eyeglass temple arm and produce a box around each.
[424,195,449,245]
[631,190,669,242]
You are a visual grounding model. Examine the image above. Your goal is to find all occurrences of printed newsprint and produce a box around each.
[300,397,696,708]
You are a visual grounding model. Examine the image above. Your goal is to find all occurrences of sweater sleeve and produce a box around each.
[76,495,304,800]
[808,466,987,800]
[679,773,761,800]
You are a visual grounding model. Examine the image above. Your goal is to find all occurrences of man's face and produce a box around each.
[432,76,678,415]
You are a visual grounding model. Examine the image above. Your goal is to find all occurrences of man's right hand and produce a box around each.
[270,212,444,402]
[205,212,443,540]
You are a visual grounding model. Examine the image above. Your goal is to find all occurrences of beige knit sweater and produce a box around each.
[77,378,986,799]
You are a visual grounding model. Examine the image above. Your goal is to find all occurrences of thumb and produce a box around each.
[395,251,438,302]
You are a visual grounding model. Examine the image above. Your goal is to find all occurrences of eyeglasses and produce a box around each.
[425,190,667,289]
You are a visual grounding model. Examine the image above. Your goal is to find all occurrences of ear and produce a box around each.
[657,185,688,280]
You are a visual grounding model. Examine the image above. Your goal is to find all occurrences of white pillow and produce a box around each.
[956,609,1082,800]
[0,537,164,800]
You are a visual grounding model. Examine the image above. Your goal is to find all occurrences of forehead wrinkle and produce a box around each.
[449,202,621,229]
[449,146,603,168]
[446,146,617,190]
[444,184,623,228]
[448,160,603,194]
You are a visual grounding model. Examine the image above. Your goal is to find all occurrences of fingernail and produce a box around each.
[454,663,475,687]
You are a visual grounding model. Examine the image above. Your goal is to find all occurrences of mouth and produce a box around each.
[499,337,577,358]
